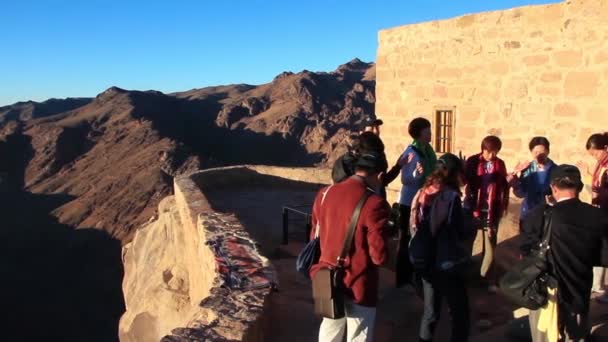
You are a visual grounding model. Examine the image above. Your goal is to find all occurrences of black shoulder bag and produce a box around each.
[499,208,556,310]
[311,191,371,319]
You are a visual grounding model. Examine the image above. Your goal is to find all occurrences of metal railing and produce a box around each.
[281,204,312,244]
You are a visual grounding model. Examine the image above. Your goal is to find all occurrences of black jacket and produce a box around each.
[410,192,472,272]
[331,152,356,184]
[520,198,608,313]
[331,152,395,199]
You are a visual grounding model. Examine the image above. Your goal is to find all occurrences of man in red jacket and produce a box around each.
[310,151,391,342]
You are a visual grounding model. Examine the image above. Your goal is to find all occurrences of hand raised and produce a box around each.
[458,150,467,166]
[415,162,424,174]
[513,160,532,174]
[575,160,590,176]
[399,152,415,166]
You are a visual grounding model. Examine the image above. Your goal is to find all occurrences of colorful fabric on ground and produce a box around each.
[203,213,277,291]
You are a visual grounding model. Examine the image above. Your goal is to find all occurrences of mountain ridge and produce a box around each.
[0,59,375,241]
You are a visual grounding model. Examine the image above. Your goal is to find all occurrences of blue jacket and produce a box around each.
[398,145,425,206]
[512,159,555,220]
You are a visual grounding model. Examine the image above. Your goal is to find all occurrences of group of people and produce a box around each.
[309,113,608,342]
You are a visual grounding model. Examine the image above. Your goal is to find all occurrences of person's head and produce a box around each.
[481,135,502,161]
[529,136,550,164]
[424,153,464,192]
[359,114,383,136]
[585,133,608,161]
[352,132,384,157]
[549,164,584,201]
[408,117,432,144]
[354,150,388,192]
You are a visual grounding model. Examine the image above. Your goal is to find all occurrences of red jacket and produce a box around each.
[463,153,510,226]
[309,176,390,307]
[592,155,608,209]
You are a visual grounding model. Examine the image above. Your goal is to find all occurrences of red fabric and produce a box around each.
[417,183,441,208]
[309,177,390,307]
[464,153,510,226]
[592,154,608,208]
[412,184,442,235]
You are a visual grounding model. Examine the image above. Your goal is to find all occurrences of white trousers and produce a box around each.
[318,299,376,342]
[593,267,605,291]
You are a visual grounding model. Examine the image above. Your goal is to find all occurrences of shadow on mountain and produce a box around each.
[128,92,324,167]
[204,128,325,166]
[0,190,125,342]
[0,124,34,189]
[0,127,124,342]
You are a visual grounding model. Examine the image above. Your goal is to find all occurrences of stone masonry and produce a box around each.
[377,0,608,203]
[376,0,608,257]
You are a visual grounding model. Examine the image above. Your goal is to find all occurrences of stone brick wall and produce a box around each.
[377,0,608,251]
[377,0,608,204]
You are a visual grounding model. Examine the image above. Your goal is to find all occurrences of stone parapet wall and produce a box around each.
[121,165,329,342]
[161,211,274,342]
[164,165,328,341]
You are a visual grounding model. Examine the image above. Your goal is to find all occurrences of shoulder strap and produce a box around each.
[337,190,372,267]
[538,207,553,255]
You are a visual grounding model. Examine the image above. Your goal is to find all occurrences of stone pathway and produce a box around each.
[270,243,518,342]
[206,186,608,341]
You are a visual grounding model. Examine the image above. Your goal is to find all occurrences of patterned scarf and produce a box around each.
[410,183,458,236]
[412,139,437,180]
[465,154,509,225]
[592,154,608,189]
[592,153,608,207]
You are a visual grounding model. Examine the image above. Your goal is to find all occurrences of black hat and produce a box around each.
[355,150,388,173]
[549,164,584,191]
[360,114,383,130]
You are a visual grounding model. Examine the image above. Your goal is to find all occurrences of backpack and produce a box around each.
[408,221,437,272]
[408,189,463,272]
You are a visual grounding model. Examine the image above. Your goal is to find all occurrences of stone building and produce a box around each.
[376,0,608,206]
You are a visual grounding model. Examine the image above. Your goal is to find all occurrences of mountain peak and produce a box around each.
[335,58,373,74]
[101,86,128,95]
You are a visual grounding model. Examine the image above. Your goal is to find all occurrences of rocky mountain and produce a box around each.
[0,97,92,124]
[0,58,375,242]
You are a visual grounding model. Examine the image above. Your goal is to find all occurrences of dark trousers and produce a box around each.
[559,307,591,342]
[419,270,470,342]
[396,204,413,288]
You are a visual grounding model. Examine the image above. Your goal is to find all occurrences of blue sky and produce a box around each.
[0,0,558,106]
